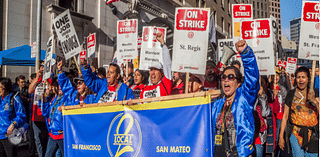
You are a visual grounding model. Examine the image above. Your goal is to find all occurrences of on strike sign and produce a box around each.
[298,1,319,60]
[232,4,252,42]
[117,19,138,60]
[53,10,81,60]
[139,27,166,70]
[241,17,276,75]
[31,42,36,58]
[172,8,210,75]
[79,50,86,60]
[87,33,95,57]
[286,57,297,74]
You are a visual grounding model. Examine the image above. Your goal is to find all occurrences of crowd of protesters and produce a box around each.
[0,33,318,157]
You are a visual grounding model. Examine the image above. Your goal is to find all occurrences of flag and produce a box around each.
[106,0,119,4]
[208,15,216,44]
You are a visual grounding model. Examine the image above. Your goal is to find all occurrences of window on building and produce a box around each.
[222,17,225,32]
[253,2,255,8]
[196,0,200,7]
[257,11,259,18]
[257,2,259,9]
[265,12,268,18]
[261,3,263,9]
[272,8,274,11]
[253,10,255,17]
[261,11,263,17]
[59,0,77,11]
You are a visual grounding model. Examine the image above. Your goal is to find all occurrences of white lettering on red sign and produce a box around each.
[233,5,252,18]
[175,9,208,31]
[80,50,86,60]
[241,20,270,39]
[288,58,297,64]
[118,20,137,34]
[87,34,95,48]
[303,2,320,22]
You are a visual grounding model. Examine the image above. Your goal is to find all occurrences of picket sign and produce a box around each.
[232,4,253,43]
[286,57,297,74]
[53,10,81,60]
[31,42,36,58]
[240,17,277,75]
[63,89,221,110]
[139,26,167,70]
[43,36,54,81]
[87,33,96,57]
[117,19,138,60]
[172,7,210,75]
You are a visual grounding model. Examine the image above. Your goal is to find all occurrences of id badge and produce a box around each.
[215,134,223,146]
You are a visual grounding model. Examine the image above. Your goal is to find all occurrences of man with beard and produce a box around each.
[203,60,219,90]
[171,72,184,95]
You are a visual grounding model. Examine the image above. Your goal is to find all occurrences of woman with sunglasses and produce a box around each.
[130,69,148,99]
[211,40,260,157]
[56,61,96,106]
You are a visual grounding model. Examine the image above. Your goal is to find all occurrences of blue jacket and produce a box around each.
[81,65,134,103]
[58,72,96,105]
[39,95,65,136]
[0,93,27,139]
[211,46,260,157]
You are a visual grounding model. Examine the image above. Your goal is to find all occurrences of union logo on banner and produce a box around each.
[107,113,142,157]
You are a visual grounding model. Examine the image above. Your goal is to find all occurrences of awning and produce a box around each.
[0,45,49,66]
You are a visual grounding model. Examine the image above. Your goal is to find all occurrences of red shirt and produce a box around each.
[203,80,218,90]
[130,84,145,99]
[171,81,184,95]
[140,76,172,99]
[32,78,45,122]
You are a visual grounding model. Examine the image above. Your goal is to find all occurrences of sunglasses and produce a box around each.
[76,80,84,85]
[221,74,237,81]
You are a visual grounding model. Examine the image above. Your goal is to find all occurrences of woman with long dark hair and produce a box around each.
[130,69,148,99]
[278,67,319,157]
[0,78,26,157]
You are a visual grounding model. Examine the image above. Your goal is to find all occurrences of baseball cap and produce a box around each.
[149,62,163,70]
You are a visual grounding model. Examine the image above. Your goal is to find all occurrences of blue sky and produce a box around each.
[280,0,318,40]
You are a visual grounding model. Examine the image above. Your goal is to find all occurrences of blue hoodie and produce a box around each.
[0,93,26,139]
[81,65,134,103]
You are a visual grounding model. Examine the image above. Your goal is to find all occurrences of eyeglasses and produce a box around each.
[76,80,84,85]
[221,74,236,81]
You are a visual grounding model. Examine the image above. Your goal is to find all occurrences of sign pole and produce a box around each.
[310,60,316,91]
[73,56,81,76]
[126,60,129,78]
[185,72,189,94]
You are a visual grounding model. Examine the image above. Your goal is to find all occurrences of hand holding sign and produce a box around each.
[235,40,247,53]
[156,33,165,45]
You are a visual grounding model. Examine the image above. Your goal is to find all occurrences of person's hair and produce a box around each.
[281,67,285,70]
[97,67,106,78]
[17,75,25,82]
[220,66,243,84]
[30,73,37,80]
[230,60,241,69]
[0,77,12,93]
[109,63,122,81]
[294,67,310,87]
[127,62,134,69]
[135,69,148,85]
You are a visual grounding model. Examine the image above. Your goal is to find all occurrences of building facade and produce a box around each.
[268,0,281,41]
[290,17,300,46]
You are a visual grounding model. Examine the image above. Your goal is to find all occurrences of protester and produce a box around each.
[203,60,219,90]
[140,33,172,98]
[80,59,134,103]
[230,60,241,70]
[123,62,134,87]
[0,77,27,157]
[28,61,48,157]
[57,61,96,106]
[130,69,147,99]
[14,75,30,121]
[270,70,287,157]
[211,40,259,157]
[27,73,37,157]
[314,66,319,92]
[188,74,204,93]
[97,67,106,79]
[39,79,65,157]
[279,67,290,90]
[253,80,271,157]
[171,72,184,95]
[279,67,319,157]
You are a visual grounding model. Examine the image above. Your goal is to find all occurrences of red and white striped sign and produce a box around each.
[79,50,86,60]
[87,33,95,57]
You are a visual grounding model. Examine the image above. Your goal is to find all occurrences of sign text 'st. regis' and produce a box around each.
[175,9,208,31]
[118,20,137,34]
[233,5,252,18]
[303,2,320,22]
[241,20,270,39]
